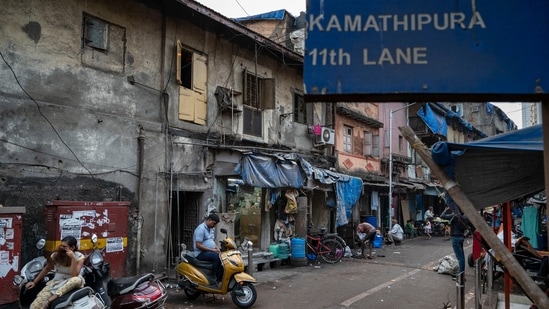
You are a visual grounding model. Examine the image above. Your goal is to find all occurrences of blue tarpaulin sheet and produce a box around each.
[236,153,363,226]
[432,124,544,209]
[417,104,448,136]
[235,153,304,189]
[336,177,364,227]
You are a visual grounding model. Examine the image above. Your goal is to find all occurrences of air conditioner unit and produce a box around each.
[316,127,335,145]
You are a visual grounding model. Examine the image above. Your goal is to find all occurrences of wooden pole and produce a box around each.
[541,102,549,254]
[503,202,512,309]
[399,125,549,308]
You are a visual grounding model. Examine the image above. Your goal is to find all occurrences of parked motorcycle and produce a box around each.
[82,234,168,309]
[176,228,257,308]
[14,239,53,309]
[14,239,102,309]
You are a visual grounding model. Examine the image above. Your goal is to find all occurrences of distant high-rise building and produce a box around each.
[522,103,542,127]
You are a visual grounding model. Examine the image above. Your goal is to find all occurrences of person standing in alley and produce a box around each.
[424,217,432,240]
[440,206,471,278]
[356,221,377,259]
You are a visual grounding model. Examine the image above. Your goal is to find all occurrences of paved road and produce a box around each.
[162,236,483,309]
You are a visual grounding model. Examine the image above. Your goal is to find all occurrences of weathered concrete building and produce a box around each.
[0,0,333,278]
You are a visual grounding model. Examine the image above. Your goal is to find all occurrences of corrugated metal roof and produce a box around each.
[234,9,287,22]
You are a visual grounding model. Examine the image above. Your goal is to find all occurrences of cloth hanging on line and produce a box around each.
[522,205,540,249]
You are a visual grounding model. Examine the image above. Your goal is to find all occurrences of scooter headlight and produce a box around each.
[90,250,104,266]
[13,275,23,285]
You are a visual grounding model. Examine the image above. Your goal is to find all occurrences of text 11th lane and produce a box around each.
[308,47,429,66]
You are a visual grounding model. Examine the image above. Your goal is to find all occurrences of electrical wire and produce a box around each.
[234,0,250,16]
[0,50,112,191]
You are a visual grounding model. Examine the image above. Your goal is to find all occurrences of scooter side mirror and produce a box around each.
[36,239,46,250]
[220,228,228,234]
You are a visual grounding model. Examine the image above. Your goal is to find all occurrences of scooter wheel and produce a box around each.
[231,282,257,308]
[184,288,201,300]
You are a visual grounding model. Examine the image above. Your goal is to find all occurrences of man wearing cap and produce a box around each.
[193,213,223,284]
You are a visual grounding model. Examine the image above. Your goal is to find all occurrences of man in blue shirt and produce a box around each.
[440,207,471,278]
[193,213,222,284]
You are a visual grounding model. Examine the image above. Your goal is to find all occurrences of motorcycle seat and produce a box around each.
[108,273,154,296]
[184,253,214,270]
[50,287,94,309]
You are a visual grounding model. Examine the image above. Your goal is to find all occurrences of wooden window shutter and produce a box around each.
[260,78,275,109]
[192,53,207,94]
[243,70,249,106]
[178,86,194,121]
[364,131,373,156]
[176,40,182,85]
[372,134,380,157]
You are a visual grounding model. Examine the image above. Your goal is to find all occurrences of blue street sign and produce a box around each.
[304,1,549,98]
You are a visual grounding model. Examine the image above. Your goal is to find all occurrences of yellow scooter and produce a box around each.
[175,228,257,308]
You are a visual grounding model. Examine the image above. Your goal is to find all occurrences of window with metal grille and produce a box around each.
[242,71,274,137]
[293,92,310,124]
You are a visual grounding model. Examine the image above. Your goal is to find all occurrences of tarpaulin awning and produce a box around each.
[235,153,363,226]
[363,182,389,188]
[299,157,363,227]
[234,153,304,188]
[432,124,544,209]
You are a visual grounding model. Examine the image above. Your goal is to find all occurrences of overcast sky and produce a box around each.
[491,103,523,129]
[194,1,523,129]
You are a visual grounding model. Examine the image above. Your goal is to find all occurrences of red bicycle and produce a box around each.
[306,229,345,264]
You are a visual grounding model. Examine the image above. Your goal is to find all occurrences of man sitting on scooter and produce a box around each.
[193,213,223,286]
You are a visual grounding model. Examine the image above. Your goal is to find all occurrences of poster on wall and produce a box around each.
[0,217,18,279]
[60,218,83,240]
[106,237,123,253]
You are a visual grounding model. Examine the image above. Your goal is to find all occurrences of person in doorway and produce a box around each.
[440,206,471,278]
[25,236,85,309]
[193,213,223,285]
[424,206,435,221]
[356,221,377,259]
[415,210,423,222]
[386,217,404,245]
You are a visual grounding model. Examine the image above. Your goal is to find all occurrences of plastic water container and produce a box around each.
[269,243,279,258]
[278,242,289,259]
[291,237,306,258]
[372,234,383,248]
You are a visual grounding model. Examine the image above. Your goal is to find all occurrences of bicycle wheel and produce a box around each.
[319,238,344,264]
[324,234,347,248]
[333,235,347,247]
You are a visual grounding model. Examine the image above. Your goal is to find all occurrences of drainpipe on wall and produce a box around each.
[136,126,145,274]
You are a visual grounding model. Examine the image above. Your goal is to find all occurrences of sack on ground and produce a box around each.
[344,246,352,257]
[432,255,458,275]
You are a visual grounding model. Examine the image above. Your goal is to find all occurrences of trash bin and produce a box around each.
[361,215,377,228]
[0,206,26,305]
